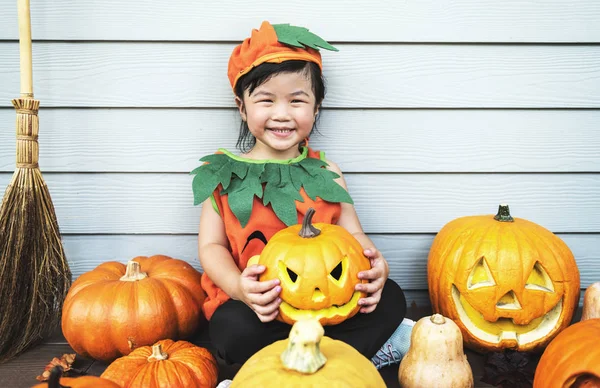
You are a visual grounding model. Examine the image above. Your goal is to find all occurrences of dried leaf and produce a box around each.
[481,350,540,388]
[36,353,76,382]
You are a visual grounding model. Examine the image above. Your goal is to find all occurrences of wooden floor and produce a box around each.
[0,305,500,388]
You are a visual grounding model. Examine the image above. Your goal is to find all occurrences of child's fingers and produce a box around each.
[355,279,384,294]
[253,297,281,317]
[251,285,282,306]
[244,278,280,294]
[363,248,379,258]
[360,304,378,314]
[256,308,280,323]
[242,264,266,278]
[357,266,382,281]
[358,294,381,307]
[358,289,382,313]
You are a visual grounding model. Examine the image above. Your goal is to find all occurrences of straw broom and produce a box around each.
[0,0,71,362]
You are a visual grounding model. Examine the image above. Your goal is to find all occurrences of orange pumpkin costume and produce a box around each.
[192,147,353,319]
[191,22,407,367]
[192,21,341,319]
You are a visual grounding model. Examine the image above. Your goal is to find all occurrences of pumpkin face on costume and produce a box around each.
[248,208,370,325]
[428,205,580,353]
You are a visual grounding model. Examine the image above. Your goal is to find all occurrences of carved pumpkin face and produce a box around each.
[248,208,370,325]
[428,205,580,352]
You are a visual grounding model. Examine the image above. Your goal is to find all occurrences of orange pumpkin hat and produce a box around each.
[228,21,338,90]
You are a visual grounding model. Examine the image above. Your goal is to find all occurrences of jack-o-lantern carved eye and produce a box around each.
[279,261,299,283]
[329,257,348,285]
[467,257,496,290]
[525,261,554,292]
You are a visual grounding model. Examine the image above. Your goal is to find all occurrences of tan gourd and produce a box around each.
[399,314,474,388]
[581,282,600,321]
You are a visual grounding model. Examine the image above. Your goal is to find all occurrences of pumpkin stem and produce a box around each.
[48,366,69,388]
[119,261,149,282]
[299,208,321,238]
[147,343,169,362]
[493,204,514,223]
[280,319,327,374]
[430,314,446,325]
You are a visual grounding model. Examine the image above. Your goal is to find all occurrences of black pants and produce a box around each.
[209,279,407,365]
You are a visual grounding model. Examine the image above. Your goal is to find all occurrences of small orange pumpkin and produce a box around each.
[248,208,370,325]
[533,319,600,388]
[100,339,218,388]
[428,204,580,353]
[31,366,120,388]
[61,255,206,362]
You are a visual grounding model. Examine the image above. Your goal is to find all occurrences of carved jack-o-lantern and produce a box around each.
[428,204,580,353]
[248,208,370,325]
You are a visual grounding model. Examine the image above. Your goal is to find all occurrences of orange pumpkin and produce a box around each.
[32,366,120,388]
[533,319,600,388]
[61,255,206,362]
[100,339,218,388]
[248,208,370,325]
[428,204,580,353]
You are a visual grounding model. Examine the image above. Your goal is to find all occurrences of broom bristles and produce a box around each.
[0,167,72,363]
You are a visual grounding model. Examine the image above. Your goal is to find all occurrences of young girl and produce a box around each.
[193,21,413,370]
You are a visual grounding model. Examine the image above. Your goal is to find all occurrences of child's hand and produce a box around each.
[239,264,282,322]
[355,248,389,314]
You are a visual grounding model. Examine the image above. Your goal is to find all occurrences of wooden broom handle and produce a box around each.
[17,0,33,97]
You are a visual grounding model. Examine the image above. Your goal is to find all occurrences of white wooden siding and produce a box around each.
[1,109,600,173]
[0,172,598,233]
[0,0,598,309]
[0,0,598,42]
[1,43,599,108]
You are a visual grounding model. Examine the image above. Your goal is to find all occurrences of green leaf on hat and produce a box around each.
[272,23,339,52]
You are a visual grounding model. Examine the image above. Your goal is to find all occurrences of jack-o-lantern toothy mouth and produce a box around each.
[279,291,362,321]
[452,285,562,346]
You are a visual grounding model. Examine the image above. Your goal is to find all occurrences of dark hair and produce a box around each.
[233,60,325,153]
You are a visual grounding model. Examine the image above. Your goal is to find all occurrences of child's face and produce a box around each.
[237,71,318,157]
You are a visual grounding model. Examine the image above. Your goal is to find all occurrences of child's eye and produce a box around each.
[291,99,306,104]
[258,99,273,103]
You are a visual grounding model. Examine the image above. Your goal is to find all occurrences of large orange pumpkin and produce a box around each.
[100,339,218,388]
[428,204,580,353]
[248,208,370,325]
[61,255,206,362]
[533,319,600,388]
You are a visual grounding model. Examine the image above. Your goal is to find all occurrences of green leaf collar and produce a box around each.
[191,148,352,227]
